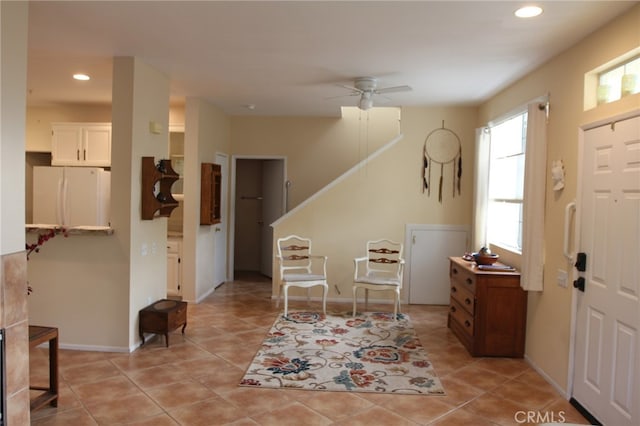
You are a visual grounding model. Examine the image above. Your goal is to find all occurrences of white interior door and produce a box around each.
[407,225,468,304]
[572,115,640,426]
[214,153,228,287]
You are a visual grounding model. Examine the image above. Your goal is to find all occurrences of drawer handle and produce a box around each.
[464,320,471,328]
[466,278,473,285]
[465,298,471,305]
[450,306,457,313]
[451,286,457,293]
[452,268,458,275]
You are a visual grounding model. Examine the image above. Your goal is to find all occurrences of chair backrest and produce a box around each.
[276,234,313,275]
[364,239,404,282]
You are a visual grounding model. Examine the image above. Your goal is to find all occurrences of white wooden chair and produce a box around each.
[276,235,328,317]
[352,239,405,319]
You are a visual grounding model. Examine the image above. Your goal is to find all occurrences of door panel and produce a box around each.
[408,225,468,305]
[573,115,640,426]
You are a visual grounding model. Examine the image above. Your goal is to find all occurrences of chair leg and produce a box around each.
[321,284,327,315]
[283,284,289,318]
[393,289,398,320]
[276,283,282,308]
[352,286,358,318]
[364,288,369,311]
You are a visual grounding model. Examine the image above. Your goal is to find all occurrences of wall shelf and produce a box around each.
[141,157,179,220]
[200,163,221,225]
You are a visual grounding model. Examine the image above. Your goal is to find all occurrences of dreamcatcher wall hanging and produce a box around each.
[422,121,462,203]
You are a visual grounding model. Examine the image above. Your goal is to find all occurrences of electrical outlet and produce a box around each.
[141,243,148,256]
[557,270,568,288]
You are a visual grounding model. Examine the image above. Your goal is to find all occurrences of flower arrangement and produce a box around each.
[25,227,68,294]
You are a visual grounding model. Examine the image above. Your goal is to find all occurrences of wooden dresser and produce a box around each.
[447,256,527,357]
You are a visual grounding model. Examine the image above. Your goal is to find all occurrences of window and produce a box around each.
[597,56,640,104]
[486,112,527,253]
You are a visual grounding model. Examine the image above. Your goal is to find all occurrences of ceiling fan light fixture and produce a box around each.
[515,5,543,18]
[359,95,373,111]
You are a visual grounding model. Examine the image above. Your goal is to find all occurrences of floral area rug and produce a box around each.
[240,311,445,395]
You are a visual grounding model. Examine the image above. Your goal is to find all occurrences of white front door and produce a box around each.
[214,153,228,287]
[572,114,640,425]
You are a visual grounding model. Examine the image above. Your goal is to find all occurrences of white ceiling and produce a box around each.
[26,1,637,117]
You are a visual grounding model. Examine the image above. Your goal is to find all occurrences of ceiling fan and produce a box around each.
[338,77,412,110]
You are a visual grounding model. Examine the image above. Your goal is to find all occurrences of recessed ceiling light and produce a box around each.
[73,73,90,81]
[515,5,543,18]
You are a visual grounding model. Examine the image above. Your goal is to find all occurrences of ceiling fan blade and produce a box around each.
[324,93,359,100]
[375,85,412,94]
[336,83,363,94]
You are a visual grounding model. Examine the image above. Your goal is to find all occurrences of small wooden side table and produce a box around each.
[28,325,59,411]
[139,299,187,347]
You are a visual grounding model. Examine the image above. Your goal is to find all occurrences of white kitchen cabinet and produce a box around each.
[167,238,182,297]
[51,123,111,167]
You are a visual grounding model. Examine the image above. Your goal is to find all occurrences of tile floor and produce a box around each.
[29,272,591,425]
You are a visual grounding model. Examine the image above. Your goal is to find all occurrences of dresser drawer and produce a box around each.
[450,282,475,315]
[450,261,476,293]
[449,298,474,337]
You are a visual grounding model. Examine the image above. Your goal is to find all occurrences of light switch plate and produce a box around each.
[557,269,568,288]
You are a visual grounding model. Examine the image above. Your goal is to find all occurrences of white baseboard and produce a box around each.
[525,354,569,399]
[196,285,217,304]
[58,342,132,353]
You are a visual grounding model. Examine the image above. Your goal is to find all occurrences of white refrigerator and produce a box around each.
[32,166,111,227]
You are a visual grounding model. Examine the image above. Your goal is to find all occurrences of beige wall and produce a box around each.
[28,57,172,351]
[272,106,477,300]
[182,98,231,302]
[478,4,640,393]
[231,108,401,208]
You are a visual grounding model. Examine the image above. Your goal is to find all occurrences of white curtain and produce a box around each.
[520,102,548,291]
[472,127,491,251]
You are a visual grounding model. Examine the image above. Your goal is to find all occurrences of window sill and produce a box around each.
[489,243,522,270]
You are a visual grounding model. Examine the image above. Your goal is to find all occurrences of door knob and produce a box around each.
[575,252,587,272]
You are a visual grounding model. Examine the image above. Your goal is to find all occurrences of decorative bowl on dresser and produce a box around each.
[139,299,187,347]
[447,256,527,357]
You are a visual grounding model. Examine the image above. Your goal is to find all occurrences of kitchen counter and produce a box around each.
[26,225,114,235]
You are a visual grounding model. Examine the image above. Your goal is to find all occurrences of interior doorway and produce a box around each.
[230,156,286,280]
